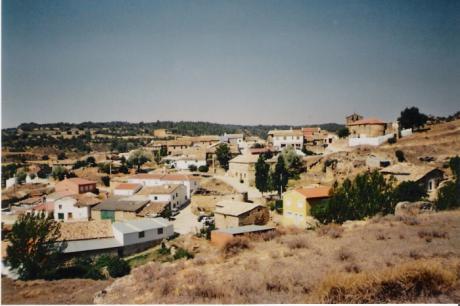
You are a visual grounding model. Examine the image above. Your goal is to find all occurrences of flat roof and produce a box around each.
[112,217,170,234]
[214,225,274,235]
[63,237,121,253]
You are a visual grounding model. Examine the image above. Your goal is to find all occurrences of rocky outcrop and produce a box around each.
[394,201,434,217]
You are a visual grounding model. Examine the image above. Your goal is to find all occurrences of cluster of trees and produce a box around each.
[436,156,460,210]
[5,213,130,280]
[255,146,305,196]
[398,107,428,130]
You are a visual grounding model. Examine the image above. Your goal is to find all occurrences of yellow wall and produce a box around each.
[282,190,310,228]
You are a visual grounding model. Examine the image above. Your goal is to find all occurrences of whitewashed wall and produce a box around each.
[348,134,394,147]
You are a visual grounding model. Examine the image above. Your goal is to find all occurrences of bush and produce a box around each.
[393,181,426,203]
[435,181,460,211]
[395,150,405,162]
[173,248,194,260]
[337,127,350,138]
[221,237,251,257]
[101,176,110,187]
[388,137,397,144]
[188,165,198,172]
[107,257,131,278]
[198,165,209,172]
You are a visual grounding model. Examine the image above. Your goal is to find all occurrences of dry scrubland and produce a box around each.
[95,210,460,304]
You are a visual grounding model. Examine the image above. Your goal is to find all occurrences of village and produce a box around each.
[1,108,460,303]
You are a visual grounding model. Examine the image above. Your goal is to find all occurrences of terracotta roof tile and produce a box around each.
[294,186,331,199]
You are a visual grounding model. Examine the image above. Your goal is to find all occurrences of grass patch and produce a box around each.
[313,259,457,303]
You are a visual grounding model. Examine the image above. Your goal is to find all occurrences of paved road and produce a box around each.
[213,175,262,201]
[172,204,202,235]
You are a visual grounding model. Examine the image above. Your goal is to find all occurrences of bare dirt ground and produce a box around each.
[1,277,113,304]
[95,209,460,304]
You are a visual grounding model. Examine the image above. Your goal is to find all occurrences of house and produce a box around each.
[91,196,150,222]
[282,185,331,228]
[61,218,174,257]
[113,183,143,196]
[55,177,97,194]
[347,118,387,138]
[380,163,444,195]
[302,127,336,148]
[220,133,244,149]
[164,154,207,171]
[128,173,199,198]
[54,193,101,222]
[214,200,269,229]
[346,113,364,125]
[137,184,188,209]
[210,225,274,247]
[228,154,259,186]
[267,129,304,151]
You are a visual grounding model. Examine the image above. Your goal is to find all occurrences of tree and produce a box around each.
[16,170,27,184]
[398,107,428,130]
[255,155,270,194]
[86,156,96,167]
[101,176,110,187]
[128,150,153,171]
[5,213,66,280]
[436,156,460,211]
[449,155,460,179]
[73,160,88,170]
[281,146,304,178]
[395,150,405,162]
[159,146,168,157]
[337,127,350,138]
[37,164,52,179]
[106,257,131,278]
[198,165,209,172]
[216,143,231,171]
[311,171,395,224]
[271,155,289,196]
[52,166,68,181]
[188,164,197,172]
[42,155,49,160]
[57,152,67,160]
[393,181,426,203]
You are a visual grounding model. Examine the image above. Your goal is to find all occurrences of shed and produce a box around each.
[211,225,274,246]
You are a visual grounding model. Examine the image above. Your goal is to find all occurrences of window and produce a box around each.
[154,196,158,200]
[58,205,62,209]
[157,228,163,235]
[138,231,145,238]
[58,213,64,220]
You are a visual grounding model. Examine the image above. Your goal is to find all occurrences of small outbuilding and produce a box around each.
[214,200,269,229]
[211,225,275,247]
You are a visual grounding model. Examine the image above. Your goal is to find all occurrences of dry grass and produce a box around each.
[317,223,344,238]
[312,259,458,303]
[279,235,309,249]
[221,236,251,257]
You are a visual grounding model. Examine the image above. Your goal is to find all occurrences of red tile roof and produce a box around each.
[294,186,331,199]
[347,118,385,126]
[115,183,142,190]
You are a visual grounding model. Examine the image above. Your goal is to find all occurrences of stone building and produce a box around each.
[347,118,387,137]
[214,200,269,229]
[228,154,259,186]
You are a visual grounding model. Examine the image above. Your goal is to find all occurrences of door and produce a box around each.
[101,210,115,222]
[68,212,73,220]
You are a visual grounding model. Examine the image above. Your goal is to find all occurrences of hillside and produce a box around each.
[94,209,460,304]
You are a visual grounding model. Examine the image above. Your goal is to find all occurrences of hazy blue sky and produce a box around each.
[2,0,459,128]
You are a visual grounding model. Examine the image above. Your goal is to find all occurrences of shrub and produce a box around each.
[173,248,194,260]
[435,181,460,211]
[337,248,352,261]
[101,176,110,187]
[221,237,251,257]
[337,127,350,139]
[395,150,405,162]
[393,181,426,203]
[188,165,198,172]
[280,235,309,249]
[388,136,397,144]
[316,223,344,239]
[198,165,209,172]
[313,259,457,303]
[107,257,131,278]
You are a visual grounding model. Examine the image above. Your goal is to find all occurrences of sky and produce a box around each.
[2,0,459,128]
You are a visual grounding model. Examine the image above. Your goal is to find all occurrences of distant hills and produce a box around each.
[12,121,345,138]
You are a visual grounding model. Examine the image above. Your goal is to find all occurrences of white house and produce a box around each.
[113,183,143,196]
[54,194,101,222]
[268,129,304,151]
[112,218,174,246]
[165,155,207,171]
[128,173,199,199]
[220,133,245,149]
[137,184,188,209]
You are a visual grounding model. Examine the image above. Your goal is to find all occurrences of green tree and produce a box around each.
[198,165,209,172]
[398,107,428,130]
[272,155,289,196]
[128,150,153,171]
[393,181,426,203]
[51,166,68,181]
[216,143,231,171]
[5,213,66,280]
[57,152,67,160]
[188,164,198,172]
[159,146,168,157]
[449,155,460,179]
[255,155,270,194]
[37,164,52,179]
[101,176,110,187]
[86,156,96,167]
[312,171,395,224]
[337,127,350,138]
[436,156,460,211]
[72,160,88,170]
[395,150,405,162]
[16,170,27,184]
[281,146,304,178]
